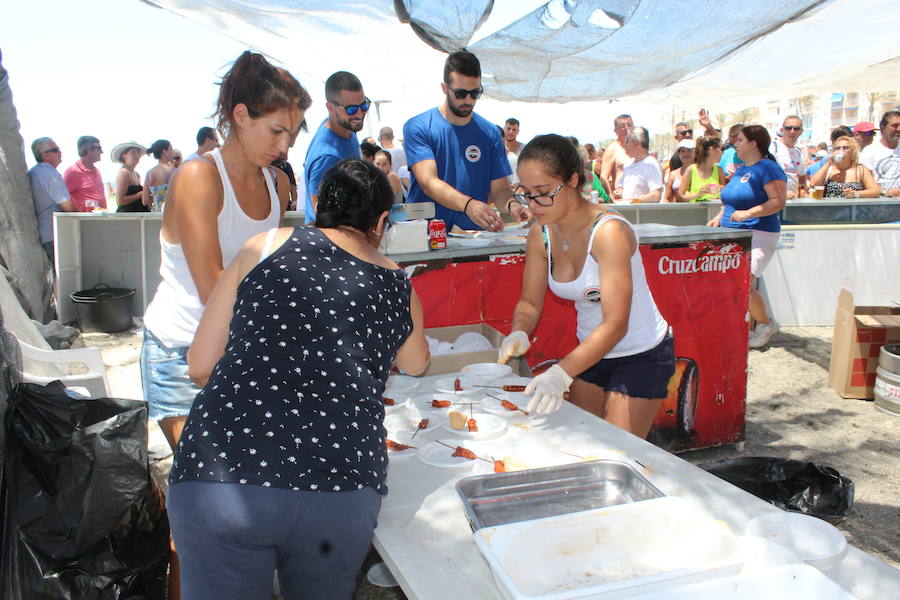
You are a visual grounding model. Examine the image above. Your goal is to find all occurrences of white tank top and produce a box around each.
[546,212,668,358]
[144,148,281,347]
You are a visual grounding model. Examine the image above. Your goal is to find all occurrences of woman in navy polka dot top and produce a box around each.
[167,159,429,599]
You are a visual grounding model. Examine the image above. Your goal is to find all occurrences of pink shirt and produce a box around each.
[63,160,106,211]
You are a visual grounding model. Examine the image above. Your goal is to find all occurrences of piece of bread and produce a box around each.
[502,455,531,472]
[448,411,468,430]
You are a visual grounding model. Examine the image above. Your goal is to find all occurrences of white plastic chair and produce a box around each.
[18,339,111,399]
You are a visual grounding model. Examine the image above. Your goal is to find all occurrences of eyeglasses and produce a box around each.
[334,97,371,116]
[513,182,564,207]
[832,145,852,150]
[448,87,483,100]
[42,147,61,154]
[783,126,803,132]
[676,130,693,137]
[89,145,103,151]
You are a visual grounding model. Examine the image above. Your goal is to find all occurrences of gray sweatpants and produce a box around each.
[168,481,381,600]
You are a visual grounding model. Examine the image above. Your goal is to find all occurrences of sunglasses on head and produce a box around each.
[783,126,803,131]
[334,97,371,116]
[448,86,483,100]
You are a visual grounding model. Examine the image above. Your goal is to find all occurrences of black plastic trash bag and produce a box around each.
[0,381,170,599]
[700,456,854,520]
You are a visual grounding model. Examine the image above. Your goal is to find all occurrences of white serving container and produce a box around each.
[473,496,752,600]
[745,512,848,576]
[621,563,857,600]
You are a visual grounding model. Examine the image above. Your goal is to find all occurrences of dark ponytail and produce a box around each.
[214,51,312,138]
[147,139,171,159]
[315,159,393,236]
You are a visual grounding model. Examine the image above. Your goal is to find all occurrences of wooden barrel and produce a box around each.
[874,343,900,416]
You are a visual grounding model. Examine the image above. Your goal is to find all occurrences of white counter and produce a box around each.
[374,375,900,599]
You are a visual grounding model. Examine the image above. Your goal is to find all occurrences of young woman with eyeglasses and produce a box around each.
[498,134,673,439]
[807,136,880,198]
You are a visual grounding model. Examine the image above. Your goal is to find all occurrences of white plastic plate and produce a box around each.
[440,412,507,440]
[384,412,438,434]
[461,362,513,381]
[417,439,495,468]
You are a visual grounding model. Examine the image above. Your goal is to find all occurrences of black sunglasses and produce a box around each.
[783,126,803,131]
[334,97,371,116]
[856,131,875,136]
[448,86,483,100]
[676,130,693,137]
[43,147,61,154]
[90,145,103,151]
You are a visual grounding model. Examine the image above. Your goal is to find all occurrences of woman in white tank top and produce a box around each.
[140,51,312,452]
[499,134,674,439]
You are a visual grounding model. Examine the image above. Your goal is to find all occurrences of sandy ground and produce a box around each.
[83,324,898,598]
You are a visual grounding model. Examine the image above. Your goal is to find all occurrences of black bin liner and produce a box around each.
[700,456,854,520]
[1,382,169,599]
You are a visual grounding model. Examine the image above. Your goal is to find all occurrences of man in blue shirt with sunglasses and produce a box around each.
[303,71,369,223]
[403,51,529,232]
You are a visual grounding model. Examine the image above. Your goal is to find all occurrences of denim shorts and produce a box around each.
[577,334,675,399]
[140,328,201,420]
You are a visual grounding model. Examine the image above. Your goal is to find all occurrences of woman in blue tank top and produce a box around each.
[167,159,429,599]
[500,134,674,440]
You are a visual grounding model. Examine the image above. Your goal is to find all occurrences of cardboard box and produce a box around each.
[829,289,900,399]
[420,324,530,378]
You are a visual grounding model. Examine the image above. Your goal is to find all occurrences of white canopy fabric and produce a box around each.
[140,0,899,110]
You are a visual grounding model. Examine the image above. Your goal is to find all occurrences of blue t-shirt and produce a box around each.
[303,120,360,224]
[403,108,511,231]
[719,158,786,233]
[718,147,744,178]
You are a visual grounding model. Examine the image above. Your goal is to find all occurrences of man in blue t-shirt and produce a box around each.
[303,71,368,223]
[403,51,530,231]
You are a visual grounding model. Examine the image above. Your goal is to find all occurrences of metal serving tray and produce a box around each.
[455,459,664,530]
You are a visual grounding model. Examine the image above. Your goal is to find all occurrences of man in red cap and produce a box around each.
[853,121,876,151]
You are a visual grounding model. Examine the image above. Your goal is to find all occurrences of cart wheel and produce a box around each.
[676,358,699,440]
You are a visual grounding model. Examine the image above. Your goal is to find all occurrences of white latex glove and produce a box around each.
[497,330,531,364]
[524,364,573,415]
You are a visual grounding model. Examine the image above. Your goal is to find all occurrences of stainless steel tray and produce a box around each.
[455,459,664,530]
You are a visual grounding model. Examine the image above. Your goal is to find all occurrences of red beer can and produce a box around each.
[429,218,447,250]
